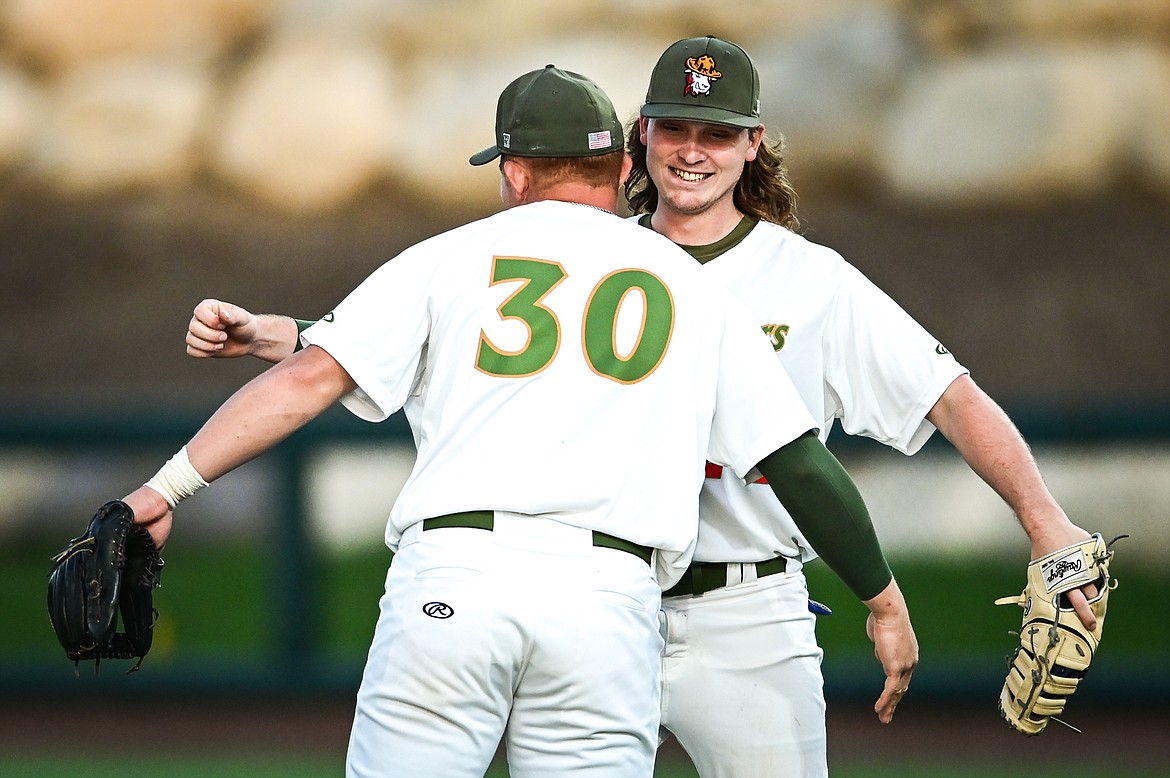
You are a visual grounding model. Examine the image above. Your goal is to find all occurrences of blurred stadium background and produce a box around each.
[1,1,1168,775]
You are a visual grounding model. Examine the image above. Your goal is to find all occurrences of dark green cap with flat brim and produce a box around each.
[469,65,624,166]
[641,36,762,129]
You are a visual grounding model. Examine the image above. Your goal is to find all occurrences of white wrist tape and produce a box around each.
[145,446,209,508]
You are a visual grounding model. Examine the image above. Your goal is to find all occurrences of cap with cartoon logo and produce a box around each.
[469,65,623,166]
[641,36,761,129]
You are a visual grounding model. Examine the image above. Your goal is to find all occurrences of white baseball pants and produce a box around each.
[346,513,663,777]
[660,567,828,778]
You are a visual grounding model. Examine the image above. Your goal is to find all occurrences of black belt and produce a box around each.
[663,556,788,598]
[422,510,653,566]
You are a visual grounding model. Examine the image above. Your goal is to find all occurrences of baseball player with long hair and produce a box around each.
[159,64,914,776]
[618,36,1100,777]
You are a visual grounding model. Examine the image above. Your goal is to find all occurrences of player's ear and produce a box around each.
[501,158,531,203]
[745,125,765,162]
[499,158,531,206]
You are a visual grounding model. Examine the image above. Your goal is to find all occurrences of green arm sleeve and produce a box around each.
[755,431,892,601]
[292,318,315,353]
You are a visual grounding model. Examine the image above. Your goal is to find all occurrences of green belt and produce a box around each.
[663,556,789,599]
[422,510,653,566]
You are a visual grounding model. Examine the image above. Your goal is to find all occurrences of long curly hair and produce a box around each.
[623,117,800,231]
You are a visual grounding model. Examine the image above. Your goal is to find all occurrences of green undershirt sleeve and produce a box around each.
[754,431,893,601]
[292,318,315,353]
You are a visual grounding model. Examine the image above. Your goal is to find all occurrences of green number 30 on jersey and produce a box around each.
[476,257,675,384]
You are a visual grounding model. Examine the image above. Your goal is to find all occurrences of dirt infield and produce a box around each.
[824,701,1170,772]
[3,695,1166,772]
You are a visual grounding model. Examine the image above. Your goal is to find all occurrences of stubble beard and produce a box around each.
[658,181,738,220]
[654,164,741,220]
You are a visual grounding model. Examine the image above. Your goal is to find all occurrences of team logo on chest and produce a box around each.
[761,323,789,352]
[684,54,722,97]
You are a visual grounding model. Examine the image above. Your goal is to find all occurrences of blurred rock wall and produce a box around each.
[1,0,1168,410]
[2,0,1169,212]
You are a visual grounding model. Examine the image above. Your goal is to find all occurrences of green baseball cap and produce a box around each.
[641,36,762,129]
[469,65,623,166]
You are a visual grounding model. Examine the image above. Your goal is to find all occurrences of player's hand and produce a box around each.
[863,578,918,724]
[1029,522,1098,630]
[187,299,258,359]
[122,484,174,549]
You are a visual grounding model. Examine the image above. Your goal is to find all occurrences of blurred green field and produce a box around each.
[5,538,1165,665]
[4,539,1166,776]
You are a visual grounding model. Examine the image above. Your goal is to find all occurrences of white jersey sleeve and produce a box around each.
[301,246,436,422]
[823,260,969,454]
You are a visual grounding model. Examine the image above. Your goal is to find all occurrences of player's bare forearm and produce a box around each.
[186,345,356,481]
[927,375,1099,627]
[130,343,353,544]
[246,314,301,363]
[863,577,918,723]
[927,375,1090,553]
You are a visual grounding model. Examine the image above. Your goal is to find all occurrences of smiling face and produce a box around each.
[640,116,762,226]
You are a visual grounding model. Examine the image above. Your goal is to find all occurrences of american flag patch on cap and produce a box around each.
[587,130,612,150]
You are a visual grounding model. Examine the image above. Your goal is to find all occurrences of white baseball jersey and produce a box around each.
[638,216,969,778]
[303,200,816,586]
[627,215,973,561]
[634,216,969,564]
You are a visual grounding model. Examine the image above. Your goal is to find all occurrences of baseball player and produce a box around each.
[619,36,1100,777]
[144,64,912,777]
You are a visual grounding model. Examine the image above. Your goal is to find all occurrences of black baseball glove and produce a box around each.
[47,499,164,672]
